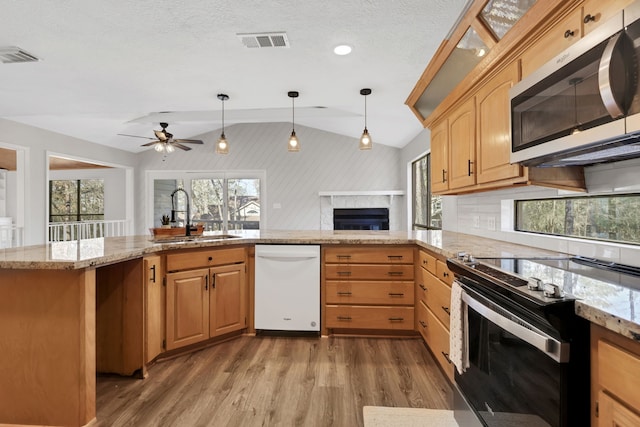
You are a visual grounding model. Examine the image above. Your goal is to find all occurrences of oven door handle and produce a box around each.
[462,291,569,363]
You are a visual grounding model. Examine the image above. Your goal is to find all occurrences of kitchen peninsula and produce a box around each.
[1,230,639,426]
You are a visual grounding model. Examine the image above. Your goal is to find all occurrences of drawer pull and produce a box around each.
[419,284,427,291]
[584,13,596,24]
[337,271,352,276]
[422,259,428,265]
[441,351,452,364]
[442,306,450,315]
[387,271,404,276]
[419,320,427,329]
[150,265,156,283]
[388,255,404,260]
[564,29,575,38]
[337,316,352,321]
[389,317,404,322]
[208,256,213,261]
[388,292,405,297]
[442,272,449,278]
[336,291,352,296]
[337,255,352,259]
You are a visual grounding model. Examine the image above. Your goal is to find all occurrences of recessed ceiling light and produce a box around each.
[334,45,352,56]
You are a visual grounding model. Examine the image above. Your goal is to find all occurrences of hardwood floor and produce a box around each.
[96,336,453,427]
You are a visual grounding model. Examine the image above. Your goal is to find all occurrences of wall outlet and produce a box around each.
[487,216,496,231]
[473,215,480,228]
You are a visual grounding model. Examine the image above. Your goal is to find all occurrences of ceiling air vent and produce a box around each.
[237,32,290,48]
[0,46,40,64]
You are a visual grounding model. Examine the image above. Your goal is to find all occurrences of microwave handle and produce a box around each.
[598,32,625,119]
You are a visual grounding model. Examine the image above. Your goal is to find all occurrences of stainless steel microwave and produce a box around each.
[510,1,640,167]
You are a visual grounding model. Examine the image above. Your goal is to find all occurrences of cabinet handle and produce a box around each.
[388,292,405,297]
[208,256,213,261]
[388,271,404,276]
[468,159,473,176]
[564,29,575,38]
[584,13,596,24]
[337,316,352,321]
[442,169,447,183]
[419,320,427,329]
[441,351,452,364]
[337,291,352,296]
[442,306,450,315]
[419,284,427,291]
[205,275,208,291]
[388,255,404,260]
[211,274,216,289]
[150,265,156,283]
[442,271,449,278]
[389,317,404,322]
[337,255,351,260]
[422,259,428,265]
[337,271,352,276]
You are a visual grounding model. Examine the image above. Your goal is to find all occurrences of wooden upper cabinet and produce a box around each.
[521,7,582,78]
[430,119,449,193]
[476,61,523,184]
[582,0,632,36]
[448,97,476,189]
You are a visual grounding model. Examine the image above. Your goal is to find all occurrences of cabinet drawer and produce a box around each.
[416,300,429,341]
[325,264,414,280]
[599,340,640,411]
[324,246,414,264]
[418,250,437,275]
[326,281,414,305]
[416,268,429,306]
[325,305,414,330]
[426,273,451,330]
[426,307,454,383]
[166,247,246,271]
[436,260,453,286]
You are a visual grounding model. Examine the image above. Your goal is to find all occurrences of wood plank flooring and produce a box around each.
[95,336,453,427]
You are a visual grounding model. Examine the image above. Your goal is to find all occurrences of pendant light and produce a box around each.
[359,88,372,150]
[216,93,229,154]
[288,91,300,152]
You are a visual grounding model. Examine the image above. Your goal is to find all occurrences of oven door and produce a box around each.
[455,286,571,427]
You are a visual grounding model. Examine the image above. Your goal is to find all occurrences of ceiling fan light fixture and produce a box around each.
[154,143,165,152]
[165,143,175,153]
[288,91,300,152]
[359,88,372,150]
[216,93,230,155]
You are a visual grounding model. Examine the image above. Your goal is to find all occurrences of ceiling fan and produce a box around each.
[118,122,204,152]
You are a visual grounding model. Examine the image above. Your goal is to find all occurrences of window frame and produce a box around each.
[411,153,441,230]
[49,179,105,222]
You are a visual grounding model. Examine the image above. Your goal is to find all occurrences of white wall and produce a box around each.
[0,118,136,245]
[444,157,640,266]
[135,122,403,233]
[49,168,127,220]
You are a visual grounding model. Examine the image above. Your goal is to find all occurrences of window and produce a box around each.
[516,194,640,245]
[49,179,104,222]
[412,154,441,230]
[151,172,262,231]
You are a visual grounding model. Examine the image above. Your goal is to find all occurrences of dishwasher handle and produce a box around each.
[257,251,319,261]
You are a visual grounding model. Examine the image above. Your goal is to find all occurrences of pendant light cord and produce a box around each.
[291,96,295,132]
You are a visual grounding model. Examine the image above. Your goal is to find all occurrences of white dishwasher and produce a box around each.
[254,244,320,332]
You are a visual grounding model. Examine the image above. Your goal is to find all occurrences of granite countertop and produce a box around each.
[1,229,638,340]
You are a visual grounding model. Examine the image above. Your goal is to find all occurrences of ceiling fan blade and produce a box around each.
[141,141,161,147]
[172,142,192,151]
[174,139,204,144]
[118,133,155,140]
[154,130,168,141]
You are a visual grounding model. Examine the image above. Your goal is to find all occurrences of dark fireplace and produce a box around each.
[333,208,389,230]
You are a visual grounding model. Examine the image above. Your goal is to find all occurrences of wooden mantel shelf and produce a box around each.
[318,190,405,205]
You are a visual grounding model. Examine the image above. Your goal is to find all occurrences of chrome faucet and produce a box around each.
[170,188,191,236]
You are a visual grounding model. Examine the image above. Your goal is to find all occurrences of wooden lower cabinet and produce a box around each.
[165,248,248,351]
[591,324,640,426]
[145,255,163,363]
[323,245,415,334]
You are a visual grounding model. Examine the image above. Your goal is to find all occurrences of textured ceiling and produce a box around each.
[0,0,467,153]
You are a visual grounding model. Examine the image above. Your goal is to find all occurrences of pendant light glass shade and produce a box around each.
[216,93,229,154]
[359,88,372,150]
[288,91,300,152]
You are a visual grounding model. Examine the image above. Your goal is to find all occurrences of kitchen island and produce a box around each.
[1,230,638,426]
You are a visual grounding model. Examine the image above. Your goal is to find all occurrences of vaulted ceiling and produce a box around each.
[0,0,467,153]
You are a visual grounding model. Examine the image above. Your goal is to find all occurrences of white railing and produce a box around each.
[0,226,23,249]
[48,220,130,242]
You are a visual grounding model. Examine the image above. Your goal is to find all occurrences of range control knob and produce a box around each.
[543,283,562,298]
[527,277,543,291]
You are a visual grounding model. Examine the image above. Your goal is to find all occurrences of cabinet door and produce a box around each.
[448,98,476,189]
[598,391,640,427]
[582,0,630,36]
[209,263,247,337]
[166,268,210,350]
[430,119,449,193]
[144,255,163,363]
[476,62,523,184]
